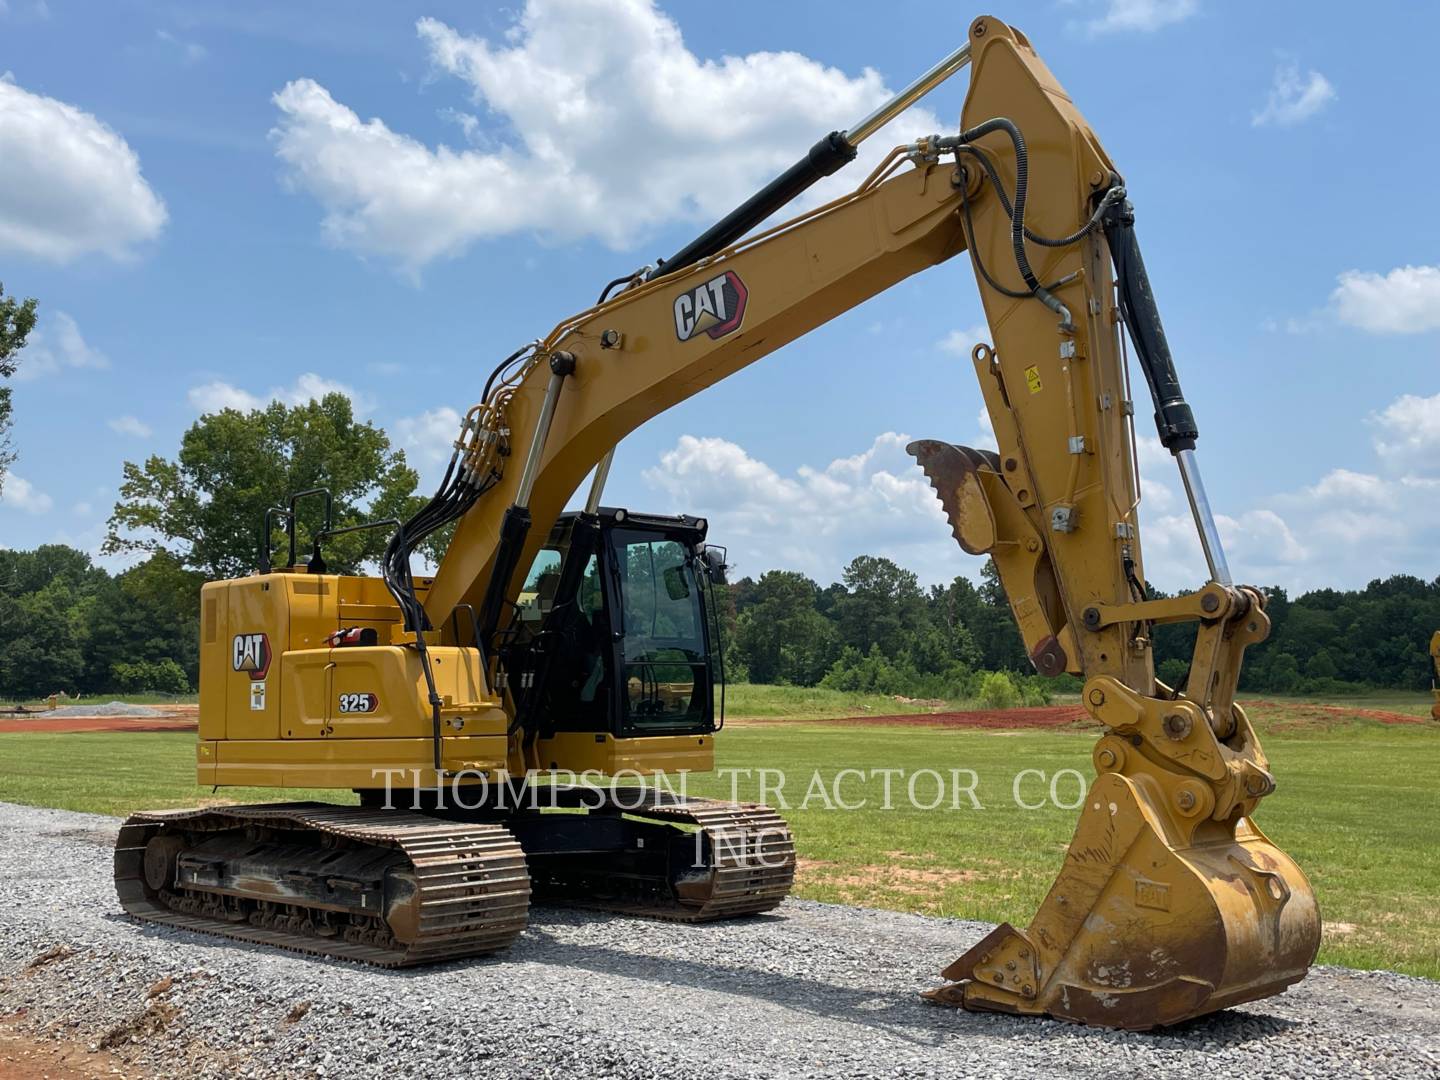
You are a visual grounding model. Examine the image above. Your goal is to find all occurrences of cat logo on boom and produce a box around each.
[232,633,271,681]
[673,271,748,342]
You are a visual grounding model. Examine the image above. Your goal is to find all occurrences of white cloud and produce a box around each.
[1078,0,1198,35]
[0,2,50,23]
[1304,467,1398,507]
[394,406,462,481]
[975,406,995,447]
[937,325,990,360]
[270,0,940,270]
[1330,265,1440,334]
[1137,502,1313,592]
[156,29,207,65]
[1369,392,1440,476]
[642,431,964,584]
[14,312,108,380]
[187,380,262,414]
[0,73,167,262]
[107,415,152,438]
[1260,313,1324,335]
[0,473,52,514]
[187,373,371,415]
[1252,60,1336,128]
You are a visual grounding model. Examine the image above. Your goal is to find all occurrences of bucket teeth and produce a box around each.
[907,440,1001,556]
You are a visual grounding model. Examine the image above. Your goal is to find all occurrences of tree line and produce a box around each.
[5,534,1438,701]
[715,558,1440,700]
[2,390,1437,701]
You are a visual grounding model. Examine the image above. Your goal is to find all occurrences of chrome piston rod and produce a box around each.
[515,353,575,509]
[845,42,973,145]
[584,449,615,515]
[1175,448,1232,587]
[652,40,973,278]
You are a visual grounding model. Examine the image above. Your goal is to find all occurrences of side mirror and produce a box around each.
[701,544,728,586]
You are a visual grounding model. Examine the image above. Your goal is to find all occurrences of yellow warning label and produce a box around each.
[1024,365,1043,394]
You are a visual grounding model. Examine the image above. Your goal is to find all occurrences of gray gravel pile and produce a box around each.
[1,802,1436,1079]
[46,702,165,717]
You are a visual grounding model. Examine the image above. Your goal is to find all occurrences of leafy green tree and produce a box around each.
[979,671,1020,708]
[0,283,39,493]
[81,553,206,688]
[1305,648,1338,681]
[733,570,838,685]
[0,549,96,698]
[0,543,103,596]
[105,394,422,579]
[728,575,758,615]
[1157,657,1189,689]
[832,555,926,658]
[933,565,1026,672]
[821,644,903,694]
[776,608,842,686]
[815,581,847,618]
[110,658,190,694]
[1266,652,1302,694]
[0,546,203,698]
[0,588,86,698]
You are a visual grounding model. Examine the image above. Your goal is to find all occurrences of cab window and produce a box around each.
[614,534,709,730]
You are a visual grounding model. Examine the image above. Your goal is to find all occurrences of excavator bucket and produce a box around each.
[910,440,1321,1029]
[923,756,1320,1028]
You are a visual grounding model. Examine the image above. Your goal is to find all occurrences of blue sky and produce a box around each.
[2,0,1437,593]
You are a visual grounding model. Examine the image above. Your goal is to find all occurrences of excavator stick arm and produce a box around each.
[903,18,1320,1028]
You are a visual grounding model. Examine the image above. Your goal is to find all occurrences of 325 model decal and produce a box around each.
[338,692,379,714]
[673,271,748,342]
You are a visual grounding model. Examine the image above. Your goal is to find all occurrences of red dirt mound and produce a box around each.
[823,699,1433,732]
[1242,699,1426,727]
[0,704,198,734]
[824,705,1091,730]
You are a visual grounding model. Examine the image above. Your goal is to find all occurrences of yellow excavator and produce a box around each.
[114,16,1320,1030]
[1430,632,1440,719]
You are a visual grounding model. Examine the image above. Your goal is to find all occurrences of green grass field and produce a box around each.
[720,682,976,717]
[0,691,1434,979]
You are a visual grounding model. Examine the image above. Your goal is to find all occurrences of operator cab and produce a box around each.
[504,508,726,742]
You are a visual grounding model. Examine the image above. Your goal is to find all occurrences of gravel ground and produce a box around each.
[44,703,165,718]
[1,802,1436,1079]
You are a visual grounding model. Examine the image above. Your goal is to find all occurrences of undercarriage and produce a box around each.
[115,790,795,966]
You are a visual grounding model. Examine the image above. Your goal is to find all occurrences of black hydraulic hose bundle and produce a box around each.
[380,342,537,636]
[378,342,536,774]
[953,119,1043,295]
[942,120,1123,321]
